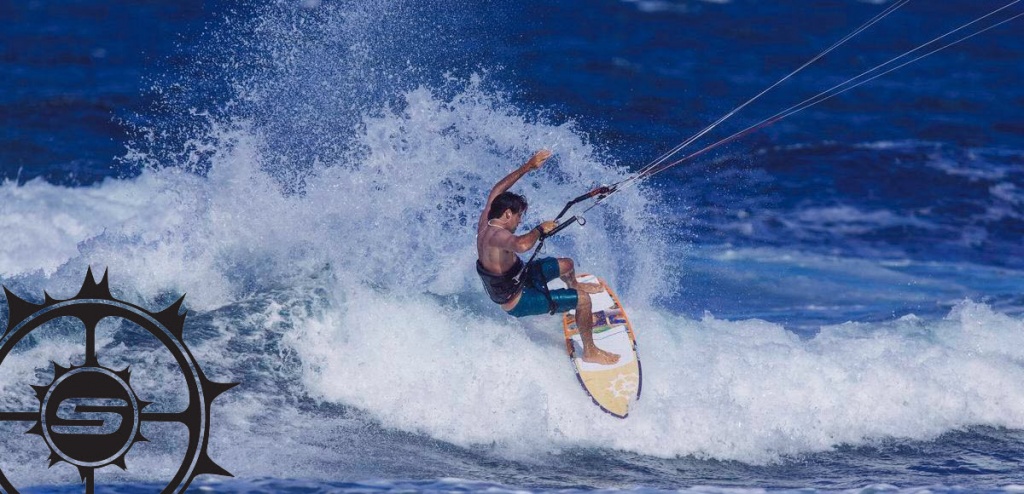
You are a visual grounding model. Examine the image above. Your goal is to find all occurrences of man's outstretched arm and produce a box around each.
[486,149,552,204]
[479,150,553,228]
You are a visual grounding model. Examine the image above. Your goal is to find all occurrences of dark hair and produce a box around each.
[488,191,528,220]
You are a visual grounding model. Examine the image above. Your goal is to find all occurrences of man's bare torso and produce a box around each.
[476,219,518,276]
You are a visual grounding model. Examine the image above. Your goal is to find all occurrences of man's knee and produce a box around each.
[558,258,574,275]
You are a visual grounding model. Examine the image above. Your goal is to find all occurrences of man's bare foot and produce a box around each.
[582,347,620,365]
[573,282,603,294]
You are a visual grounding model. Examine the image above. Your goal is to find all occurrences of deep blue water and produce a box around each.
[3,0,1024,492]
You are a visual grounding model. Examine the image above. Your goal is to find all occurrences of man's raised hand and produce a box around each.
[526,149,553,171]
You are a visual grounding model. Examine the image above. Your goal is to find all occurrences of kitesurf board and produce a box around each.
[556,274,641,418]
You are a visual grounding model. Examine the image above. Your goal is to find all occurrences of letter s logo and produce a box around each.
[51,398,127,435]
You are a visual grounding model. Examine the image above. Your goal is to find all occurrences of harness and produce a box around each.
[476,256,525,305]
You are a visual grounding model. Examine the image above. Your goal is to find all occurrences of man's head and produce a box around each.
[488,191,528,227]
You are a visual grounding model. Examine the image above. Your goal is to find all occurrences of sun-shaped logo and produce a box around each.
[607,373,639,400]
[0,268,236,494]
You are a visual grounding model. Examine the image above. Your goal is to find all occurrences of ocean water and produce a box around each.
[2,0,1024,492]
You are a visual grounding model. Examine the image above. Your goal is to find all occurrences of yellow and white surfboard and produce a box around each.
[558,274,641,418]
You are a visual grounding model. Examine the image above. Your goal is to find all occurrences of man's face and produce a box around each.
[506,208,525,231]
[507,209,524,230]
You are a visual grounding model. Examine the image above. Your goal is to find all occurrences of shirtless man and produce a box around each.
[476,149,620,365]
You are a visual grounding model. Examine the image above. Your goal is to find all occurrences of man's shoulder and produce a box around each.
[481,225,514,242]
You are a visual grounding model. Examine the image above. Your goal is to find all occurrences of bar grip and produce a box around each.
[542,216,578,239]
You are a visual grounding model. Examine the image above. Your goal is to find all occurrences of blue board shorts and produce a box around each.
[506,257,579,317]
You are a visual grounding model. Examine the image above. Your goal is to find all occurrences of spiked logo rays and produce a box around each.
[0,268,237,494]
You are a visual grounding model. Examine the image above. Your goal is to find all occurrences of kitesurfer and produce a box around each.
[476,149,620,365]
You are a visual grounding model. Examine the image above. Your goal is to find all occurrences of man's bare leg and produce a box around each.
[558,258,601,294]
[556,258,617,363]
[576,291,620,365]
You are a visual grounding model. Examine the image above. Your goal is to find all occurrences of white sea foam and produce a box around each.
[292,286,1024,464]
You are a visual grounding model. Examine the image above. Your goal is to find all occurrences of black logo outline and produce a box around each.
[0,268,237,494]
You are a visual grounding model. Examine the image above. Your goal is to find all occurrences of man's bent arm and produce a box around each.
[513,227,543,253]
[487,224,552,254]
[512,220,556,253]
